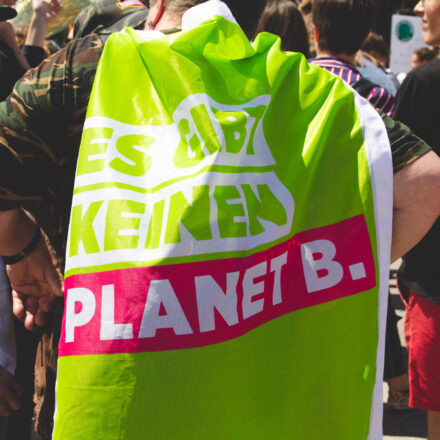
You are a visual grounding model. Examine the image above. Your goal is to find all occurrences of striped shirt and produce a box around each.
[309,56,395,116]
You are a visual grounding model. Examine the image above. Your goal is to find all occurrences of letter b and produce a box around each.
[301,240,343,293]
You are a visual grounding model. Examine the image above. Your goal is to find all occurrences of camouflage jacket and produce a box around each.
[0,32,431,248]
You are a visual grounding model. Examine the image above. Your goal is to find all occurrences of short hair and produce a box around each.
[161,0,205,13]
[313,0,377,55]
[151,0,267,37]
[414,47,438,63]
[253,0,310,57]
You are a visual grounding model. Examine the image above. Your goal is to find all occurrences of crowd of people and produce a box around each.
[0,0,438,439]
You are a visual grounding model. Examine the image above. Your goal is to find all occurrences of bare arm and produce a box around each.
[25,0,62,48]
[0,209,63,330]
[392,151,440,262]
[0,22,29,70]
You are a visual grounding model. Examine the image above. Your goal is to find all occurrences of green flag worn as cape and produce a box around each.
[55,4,392,439]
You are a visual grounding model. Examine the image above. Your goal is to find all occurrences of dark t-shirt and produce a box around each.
[0,37,45,101]
[0,37,24,101]
[394,59,440,303]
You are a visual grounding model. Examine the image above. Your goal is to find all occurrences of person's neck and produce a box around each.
[316,48,357,65]
[144,13,182,31]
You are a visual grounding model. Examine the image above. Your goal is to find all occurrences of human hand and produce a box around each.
[32,0,62,24]
[7,231,63,330]
[0,366,21,416]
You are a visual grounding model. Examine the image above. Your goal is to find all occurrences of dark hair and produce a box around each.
[253,0,310,57]
[361,32,389,63]
[225,0,267,38]
[313,0,377,55]
[414,47,438,63]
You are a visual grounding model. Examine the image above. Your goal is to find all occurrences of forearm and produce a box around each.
[0,210,38,257]
[0,22,29,71]
[25,12,48,48]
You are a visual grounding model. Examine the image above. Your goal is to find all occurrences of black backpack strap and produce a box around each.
[351,77,378,99]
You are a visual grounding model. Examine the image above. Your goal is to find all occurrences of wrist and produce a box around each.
[30,10,48,21]
[1,228,42,265]
[0,209,38,256]
[25,12,48,47]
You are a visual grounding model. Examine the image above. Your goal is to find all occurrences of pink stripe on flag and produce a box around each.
[59,215,376,356]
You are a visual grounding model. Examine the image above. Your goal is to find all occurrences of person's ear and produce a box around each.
[313,25,319,43]
[148,0,164,28]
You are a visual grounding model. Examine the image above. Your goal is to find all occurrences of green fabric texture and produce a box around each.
[55,17,382,440]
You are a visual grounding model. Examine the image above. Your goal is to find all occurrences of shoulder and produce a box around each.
[357,60,396,96]
[363,83,394,116]
[400,58,440,90]
[395,59,440,110]
[382,114,431,173]
[411,58,440,77]
[52,33,105,69]
[29,33,105,81]
[13,34,105,106]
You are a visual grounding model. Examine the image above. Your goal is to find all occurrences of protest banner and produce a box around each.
[54,7,392,439]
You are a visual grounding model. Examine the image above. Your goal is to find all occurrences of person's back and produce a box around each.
[54,6,392,438]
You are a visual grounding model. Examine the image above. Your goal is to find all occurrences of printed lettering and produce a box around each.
[145,200,165,249]
[301,239,344,293]
[165,185,212,244]
[69,201,103,257]
[77,127,113,176]
[242,261,267,319]
[100,285,133,340]
[244,105,266,155]
[104,199,145,251]
[270,252,288,305]
[109,134,155,177]
[195,272,240,333]
[65,288,96,343]
[68,175,294,266]
[138,279,193,338]
[242,184,288,236]
[173,104,221,168]
[214,185,247,238]
[60,216,376,355]
[74,95,274,193]
[213,109,247,154]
